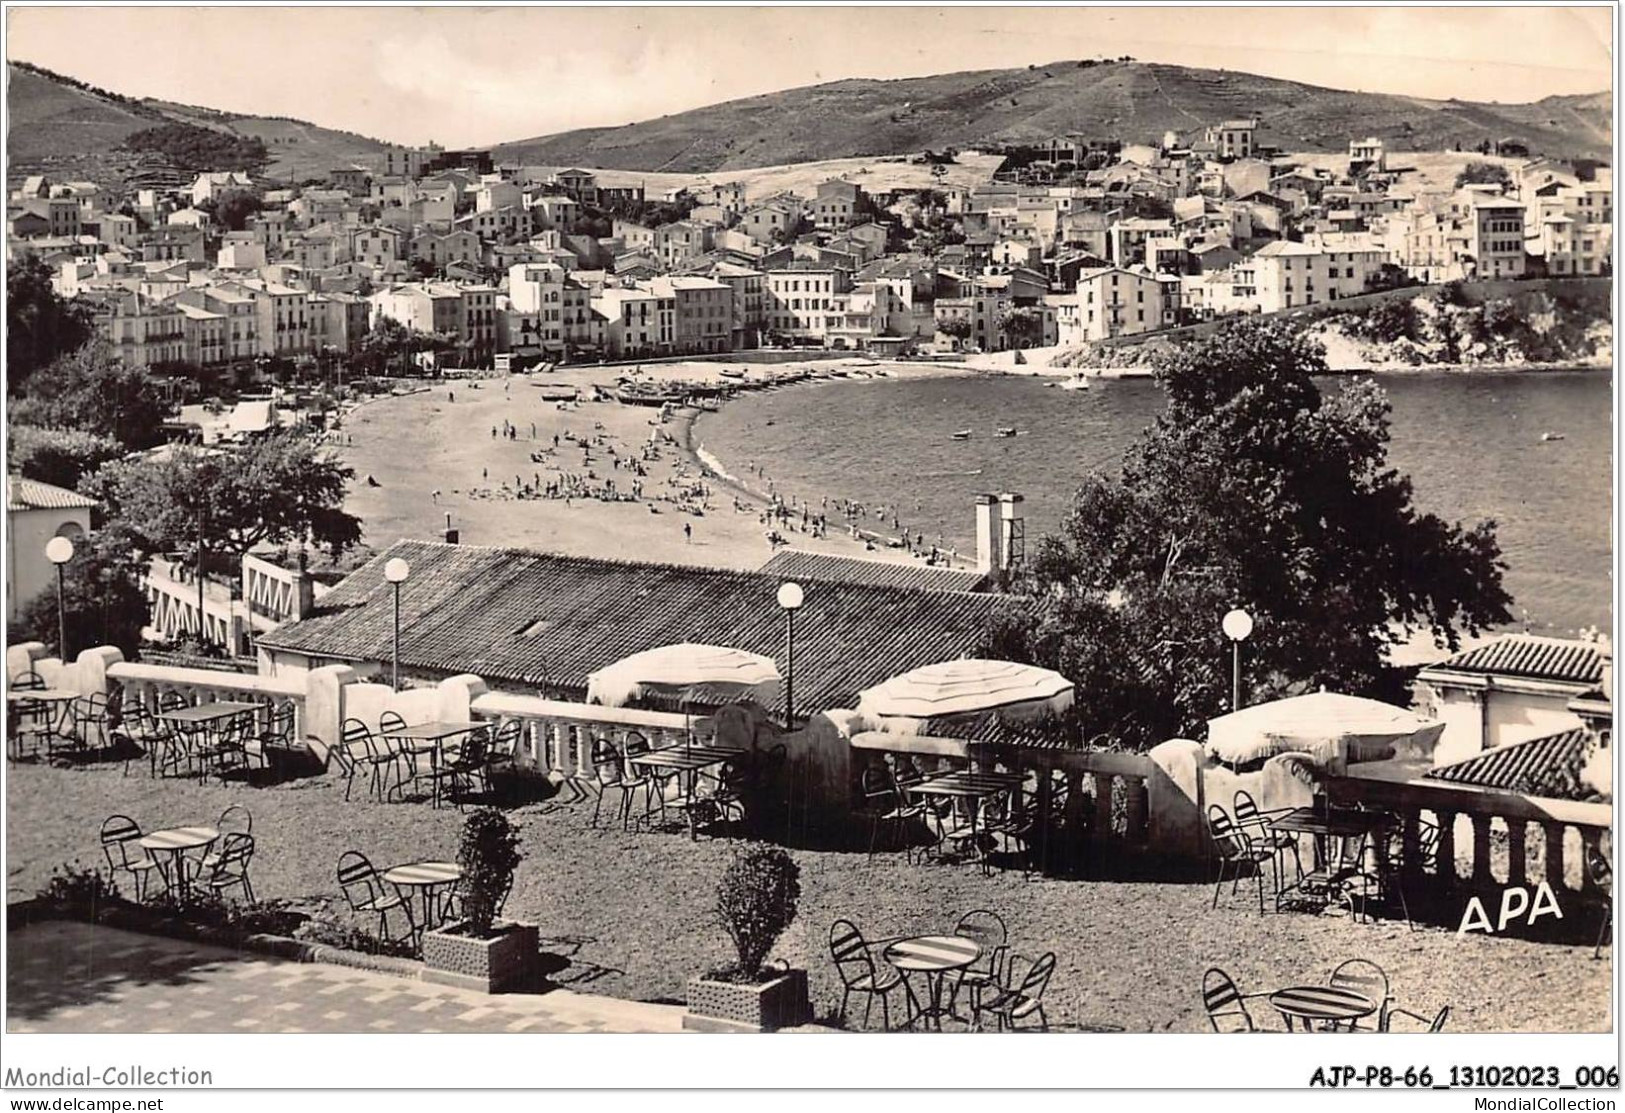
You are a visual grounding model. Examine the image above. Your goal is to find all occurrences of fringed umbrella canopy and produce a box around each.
[586,643,781,708]
[1205,691,1444,767]
[856,658,1075,725]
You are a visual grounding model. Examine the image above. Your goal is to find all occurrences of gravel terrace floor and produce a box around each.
[4,760,1611,1034]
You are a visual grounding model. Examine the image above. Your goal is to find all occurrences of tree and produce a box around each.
[7,255,93,393]
[86,432,363,581]
[13,523,150,659]
[936,316,973,345]
[1455,160,1510,189]
[8,425,124,489]
[10,340,170,450]
[211,189,262,232]
[984,318,1511,750]
[998,305,1045,351]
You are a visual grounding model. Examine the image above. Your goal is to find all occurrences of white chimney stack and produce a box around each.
[974,494,1001,575]
[999,493,1025,570]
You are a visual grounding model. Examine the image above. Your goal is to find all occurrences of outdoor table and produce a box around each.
[882,934,983,1031]
[6,689,79,758]
[382,860,463,931]
[1270,807,1392,894]
[910,770,1027,872]
[628,745,741,839]
[139,825,220,899]
[386,721,483,808]
[158,701,261,782]
[1268,985,1378,1032]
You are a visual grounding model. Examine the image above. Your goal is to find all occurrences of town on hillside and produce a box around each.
[7,122,1613,379]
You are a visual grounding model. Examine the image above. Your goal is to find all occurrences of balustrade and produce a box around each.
[107,661,306,740]
[469,691,702,784]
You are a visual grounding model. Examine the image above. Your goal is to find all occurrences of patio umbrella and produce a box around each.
[585,643,781,709]
[856,658,1075,727]
[1204,691,1445,767]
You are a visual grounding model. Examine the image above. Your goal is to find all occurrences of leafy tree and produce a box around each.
[13,523,150,660]
[1455,161,1511,190]
[85,432,363,579]
[211,189,262,232]
[122,123,267,174]
[10,340,170,450]
[984,318,1511,750]
[937,316,973,343]
[8,425,124,489]
[7,255,93,392]
[998,305,1046,350]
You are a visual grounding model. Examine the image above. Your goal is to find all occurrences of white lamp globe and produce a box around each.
[384,558,411,584]
[45,536,75,565]
[1222,608,1254,642]
[777,581,804,610]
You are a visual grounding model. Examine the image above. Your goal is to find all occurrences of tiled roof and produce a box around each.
[1425,635,1605,687]
[8,476,98,512]
[1424,728,1593,800]
[758,549,989,594]
[258,540,1012,714]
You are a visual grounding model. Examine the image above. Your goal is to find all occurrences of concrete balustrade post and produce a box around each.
[304,664,359,759]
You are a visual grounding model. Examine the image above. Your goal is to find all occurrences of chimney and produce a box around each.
[443,512,459,546]
[999,493,1026,570]
[292,547,315,620]
[974,494,1001,575]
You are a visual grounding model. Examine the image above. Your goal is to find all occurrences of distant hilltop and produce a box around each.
[7,57,1610,186]
[491,59,1612,173]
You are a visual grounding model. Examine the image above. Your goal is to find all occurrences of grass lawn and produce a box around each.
[4,760,1610,1033]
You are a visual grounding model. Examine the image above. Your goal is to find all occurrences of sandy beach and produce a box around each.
[336,357,988,571]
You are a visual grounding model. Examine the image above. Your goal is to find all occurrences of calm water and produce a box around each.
[697,370,1613,634]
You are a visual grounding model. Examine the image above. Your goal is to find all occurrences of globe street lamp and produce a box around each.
[1222,608,1254,712]
[45,536,74,662]
[384,558,411,691]
[777,581,804,726]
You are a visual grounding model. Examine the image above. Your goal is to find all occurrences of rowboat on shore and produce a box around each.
[616,387,684,407]
[1059,374,1092,391]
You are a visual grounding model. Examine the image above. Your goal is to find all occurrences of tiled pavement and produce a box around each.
[7,921,687,1034]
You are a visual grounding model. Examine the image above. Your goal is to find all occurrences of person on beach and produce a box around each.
[683,522,693,544]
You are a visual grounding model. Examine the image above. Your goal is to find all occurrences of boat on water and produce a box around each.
[1058,374,1092,391]
[719,368,746,379]
[1541,431,1567,442]
[995,427,1018,438]
[951,429,973,440]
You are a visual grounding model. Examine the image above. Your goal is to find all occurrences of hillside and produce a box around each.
[6,63,391,188]
[494,60,1611,172]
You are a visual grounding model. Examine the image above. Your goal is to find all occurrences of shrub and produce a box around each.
[38,863,122,916]
[295,915,419,959]
[714,845,801,981]
[457,808,522,936]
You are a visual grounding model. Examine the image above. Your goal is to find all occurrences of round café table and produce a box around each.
[1269,985,1378,1032]
[882,934,983,1031]
[138,826,219,899]
[383,861,463,931]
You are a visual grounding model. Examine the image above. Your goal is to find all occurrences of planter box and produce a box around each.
[683,968,811,1033]
[421,920,538,994]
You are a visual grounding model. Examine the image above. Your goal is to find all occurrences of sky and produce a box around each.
[6,5,1615,148]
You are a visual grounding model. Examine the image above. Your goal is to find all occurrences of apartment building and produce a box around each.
[1049,266,1178,343]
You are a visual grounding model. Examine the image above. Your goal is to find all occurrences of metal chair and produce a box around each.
[828,918,905,1031]
[971,951,1055,1032]
[100,814,167,901]
[949,909,1009,1020]
[480,719,524,799]
[196,803,254,877]
[1233,790,1302,880]
[438,726,490,809]
[590,738,646,830]
[341,719,395,802]
[204,833,256,903]
[862,764,923,860]
[336,850,416,944]
[1208,805,1278,914]
[112,698,162,776]
[1329,958,1392,1032]
[1201,966,1275,1032]
[242,702,296,775]
[1586,844,1613,959]
[70,693,111,754]
[1383,1004,1450,1032]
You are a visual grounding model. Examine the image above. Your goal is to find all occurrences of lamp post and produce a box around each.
[777,581,804,727]
[1222,608,1254,712]
[45,536,74,662]
[384,558,410,691]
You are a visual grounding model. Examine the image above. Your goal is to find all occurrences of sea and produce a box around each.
[696,369,1614,636]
